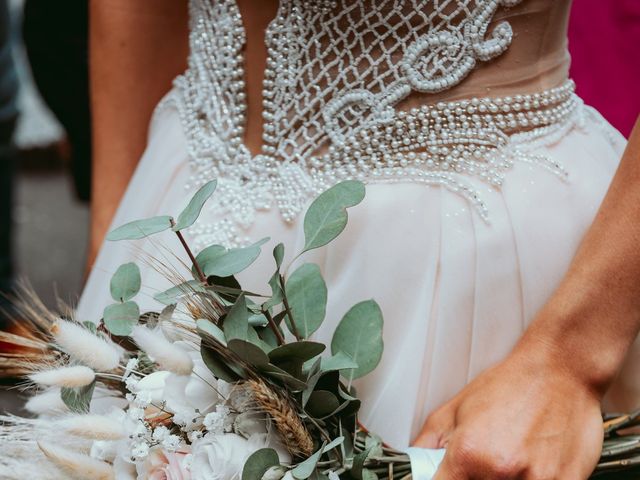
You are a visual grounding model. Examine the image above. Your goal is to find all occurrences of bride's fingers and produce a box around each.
[413,408,455,449]
[432,451,465,480]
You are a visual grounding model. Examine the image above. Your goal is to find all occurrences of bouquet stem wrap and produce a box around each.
[404,448,446,480]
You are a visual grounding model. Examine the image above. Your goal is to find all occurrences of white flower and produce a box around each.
[203,405,232,434]
[137,448,191,480]
[152,426,171,443]
[162,435,182,452]
[125,374,141,392]
[134,371,171,404]
[190,433,291,480]
[134,390,153,408]
[188,430,203,443]
[132,326,193,376]
[29,365,95,388]
[131,442,150,460]
[52,319,122,371]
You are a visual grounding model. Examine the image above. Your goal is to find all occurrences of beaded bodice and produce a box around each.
[167,0,580,248]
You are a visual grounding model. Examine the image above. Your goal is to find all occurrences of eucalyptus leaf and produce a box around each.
[284,264,327,338]
[302,180,365,253]
[268,341,325,364]
[306,390,340,418]
[197,319,227,346]
[109,262,141,302]
[291,445,325,480]
[322,436,344,454]
[201,345,241,382]
[106,215,173,241]
[61,380,95,413]
[259,364,308,390]
[320,351,359,373]
[103,301,140,336]
[242,448,281,480]
[154,280,205,305]
[227,339,270,367]
[262,271,284,311]
[223,294,250,342]
[273,243,285,269]
[362,469,378,480]
[196,238,270,278]
[173,180,217,231]
[351,448,372,480]
[249,313,268,328]
[331,300,383,381]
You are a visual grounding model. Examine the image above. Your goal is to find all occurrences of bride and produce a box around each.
[81,0,640,477]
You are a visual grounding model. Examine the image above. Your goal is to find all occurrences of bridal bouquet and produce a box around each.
[0,181,638,479]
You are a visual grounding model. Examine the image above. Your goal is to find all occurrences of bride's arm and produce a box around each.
[419,118,640,479]
[88,0,188,265]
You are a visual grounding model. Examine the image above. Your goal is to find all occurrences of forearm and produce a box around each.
[88,0,188,264]
[518,117,640,396]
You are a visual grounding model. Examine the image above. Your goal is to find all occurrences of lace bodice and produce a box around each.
[167,0,580,248]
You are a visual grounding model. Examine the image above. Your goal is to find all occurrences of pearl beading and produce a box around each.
[163,0,581,249]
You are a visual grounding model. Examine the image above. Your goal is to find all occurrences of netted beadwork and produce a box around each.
[165,0,580,249]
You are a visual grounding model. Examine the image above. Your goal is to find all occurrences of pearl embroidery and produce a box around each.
[164,0,580,249]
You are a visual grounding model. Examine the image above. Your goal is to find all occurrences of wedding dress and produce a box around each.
[78,0,637,449]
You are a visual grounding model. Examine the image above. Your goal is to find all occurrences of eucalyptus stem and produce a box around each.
[170,219,206,283]
[263,309,285,345]
[279,274,302,340]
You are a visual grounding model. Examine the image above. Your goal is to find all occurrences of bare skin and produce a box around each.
[90,2,640,478]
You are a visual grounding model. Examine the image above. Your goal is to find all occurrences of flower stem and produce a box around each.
[263,309,285,345]
[279,274,302,340]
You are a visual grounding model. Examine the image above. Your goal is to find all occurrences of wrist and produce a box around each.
[514,298,630,399]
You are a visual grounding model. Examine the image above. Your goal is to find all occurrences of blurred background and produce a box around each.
[0,0,638,410]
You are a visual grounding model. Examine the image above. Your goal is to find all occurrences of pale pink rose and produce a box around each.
[143,448,191,480]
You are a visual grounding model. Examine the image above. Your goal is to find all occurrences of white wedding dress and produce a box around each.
[79,0,638,449]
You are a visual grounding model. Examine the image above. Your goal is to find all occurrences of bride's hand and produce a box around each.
[414,339,603,480]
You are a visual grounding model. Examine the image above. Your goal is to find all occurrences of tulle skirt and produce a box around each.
[78,93,638,448]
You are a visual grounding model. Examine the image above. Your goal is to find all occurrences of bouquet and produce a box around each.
[0,181,639,479]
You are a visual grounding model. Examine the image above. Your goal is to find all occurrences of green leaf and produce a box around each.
[284,264,327,338]
[207,275,243,303]
[362,469,378,480]
[320,351,359,372]
[248,313,268,328]
[273,243,285,269]
[196,238,270,278]
[322,437,344,454]
[242,448,281,480]
[61,380,96,413]
[201,345,241,382]
[223,294,250,342]
[109,262,141,302]
[351,448,372,480]
[154,280,205,305]
[306,390,340,418]
[227,339,270,367]
[197,319,226,346]
[259,364,308,390]
[302,180,365,253]
[173,180,217,231]
[292,445,325,480]
[268,341,325,364]
[106,215,173,241]
[103,301,140,336]
[331,300,383,382]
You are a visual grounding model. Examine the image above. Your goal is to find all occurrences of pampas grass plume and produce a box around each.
[38,442,114,480]
[58,414,126,440]
[24,388,69,415]
[131,325,193,375]
[29,365,95,388]
[51,320,121,371]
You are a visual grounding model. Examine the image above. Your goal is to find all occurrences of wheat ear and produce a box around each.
[246,379,314,457]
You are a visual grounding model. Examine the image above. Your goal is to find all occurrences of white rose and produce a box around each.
[190,433,291,480]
